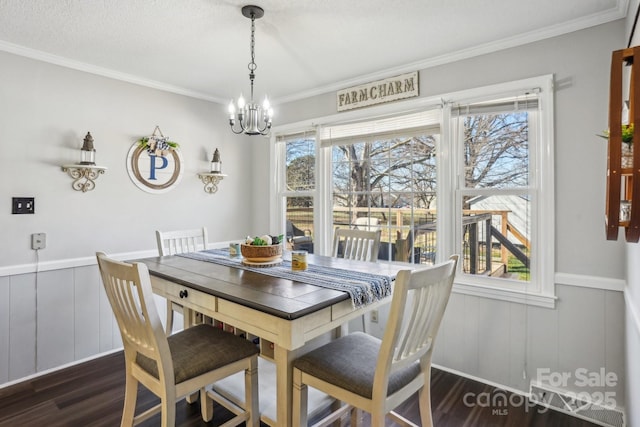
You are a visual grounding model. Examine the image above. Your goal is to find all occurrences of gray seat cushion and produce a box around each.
[293,332,421,399]
[137,324,259,384]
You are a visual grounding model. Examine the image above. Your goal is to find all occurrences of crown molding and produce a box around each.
[275,1,629,104]
[0,1,628,106]
[0,39,225,104]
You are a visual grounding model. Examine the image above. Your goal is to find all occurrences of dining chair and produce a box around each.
[96,252,259,427]
[292,255,458,427]
[332,227,382,333]
[331,227,381,262]
[156,227,208,335]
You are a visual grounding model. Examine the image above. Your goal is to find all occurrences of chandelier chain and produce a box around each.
[249,13,256,71]
[248,12,257,99]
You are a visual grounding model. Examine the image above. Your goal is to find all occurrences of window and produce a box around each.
[453,95,539,292]
[322,110,440,264]
[277,132,316,253]
[273,76,555,307]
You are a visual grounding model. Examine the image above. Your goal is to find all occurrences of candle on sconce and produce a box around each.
[210,148,222,173]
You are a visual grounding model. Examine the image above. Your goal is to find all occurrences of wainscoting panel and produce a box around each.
[432,284,625,401]
[527,301,559,381]
[476,298,512,386]
[0,276,9,383]
[38,268,76,372]
[433,292,465,370]
[73,265,102,360]
[1,265,124,384]
[508,302,527,391]
[606,290,625,399]
[8,273,36,382]
[556,286,606,389]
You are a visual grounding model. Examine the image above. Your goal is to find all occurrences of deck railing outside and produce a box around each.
[286,206,530,279]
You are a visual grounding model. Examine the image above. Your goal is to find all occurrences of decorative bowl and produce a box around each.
[240,244,283,263]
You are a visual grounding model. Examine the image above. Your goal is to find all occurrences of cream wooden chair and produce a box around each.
[332,227,381,332]
[96,252,259,427]
[156,227,208,335]
[292,255,458,427]
[331,228,381,262]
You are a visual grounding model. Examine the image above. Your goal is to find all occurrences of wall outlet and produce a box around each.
[31,233,46,250]
[370,309,379,323]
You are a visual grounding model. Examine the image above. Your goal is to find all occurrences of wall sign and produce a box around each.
[336,71,419,112]
[126,127,183,194]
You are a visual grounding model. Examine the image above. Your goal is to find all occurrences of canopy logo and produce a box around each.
[126,143,183,194]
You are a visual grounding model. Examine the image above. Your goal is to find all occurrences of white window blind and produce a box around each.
[320,109,441,147]
[452,92,540,117]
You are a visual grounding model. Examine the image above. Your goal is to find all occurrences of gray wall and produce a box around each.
[0,51,258,268]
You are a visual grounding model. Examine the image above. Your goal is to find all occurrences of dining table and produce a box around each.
[133,248,415,427]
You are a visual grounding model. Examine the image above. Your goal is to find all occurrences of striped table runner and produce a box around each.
[177,249,393,308]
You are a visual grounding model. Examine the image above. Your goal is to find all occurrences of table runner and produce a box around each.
[177,249,393,308]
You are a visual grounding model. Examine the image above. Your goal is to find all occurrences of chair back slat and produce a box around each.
[331,228,381,262]
[96,252,171,363]
[374,255,458,393]
[156,228,209,256]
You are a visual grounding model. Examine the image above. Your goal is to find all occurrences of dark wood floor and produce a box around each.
[0,351,598,427]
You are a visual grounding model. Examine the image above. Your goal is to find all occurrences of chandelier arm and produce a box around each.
[230,125,245,135]
[255,121,272,135]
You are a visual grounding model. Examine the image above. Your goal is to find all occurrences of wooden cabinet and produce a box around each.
[606,46,640,242]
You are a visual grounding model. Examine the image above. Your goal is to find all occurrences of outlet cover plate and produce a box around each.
[32,233,46,250]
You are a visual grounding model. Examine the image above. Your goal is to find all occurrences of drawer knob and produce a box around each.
[179,289,188,299]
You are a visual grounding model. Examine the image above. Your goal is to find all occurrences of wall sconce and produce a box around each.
[61,132,107,192]
[197,148,226,193]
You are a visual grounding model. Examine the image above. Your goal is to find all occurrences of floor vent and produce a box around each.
[529,383,624,427]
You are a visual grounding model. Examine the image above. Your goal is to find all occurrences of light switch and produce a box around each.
[12,197,35,214]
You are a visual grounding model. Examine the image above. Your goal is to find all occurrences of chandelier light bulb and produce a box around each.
[237,94,246,109]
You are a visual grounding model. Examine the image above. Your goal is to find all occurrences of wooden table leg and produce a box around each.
[274,344,294,427]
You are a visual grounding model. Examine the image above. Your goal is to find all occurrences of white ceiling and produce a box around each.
[0,0,629,105]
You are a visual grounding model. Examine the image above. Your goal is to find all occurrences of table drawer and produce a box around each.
[150,277,217,315]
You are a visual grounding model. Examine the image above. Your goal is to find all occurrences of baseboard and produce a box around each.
[431,363,528,396]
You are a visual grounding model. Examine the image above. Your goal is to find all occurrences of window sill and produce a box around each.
[452,281,556,308]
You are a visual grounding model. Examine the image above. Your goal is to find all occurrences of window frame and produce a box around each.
[271,75,555,308]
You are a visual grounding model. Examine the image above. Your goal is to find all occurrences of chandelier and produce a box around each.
[228,5,273,136]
